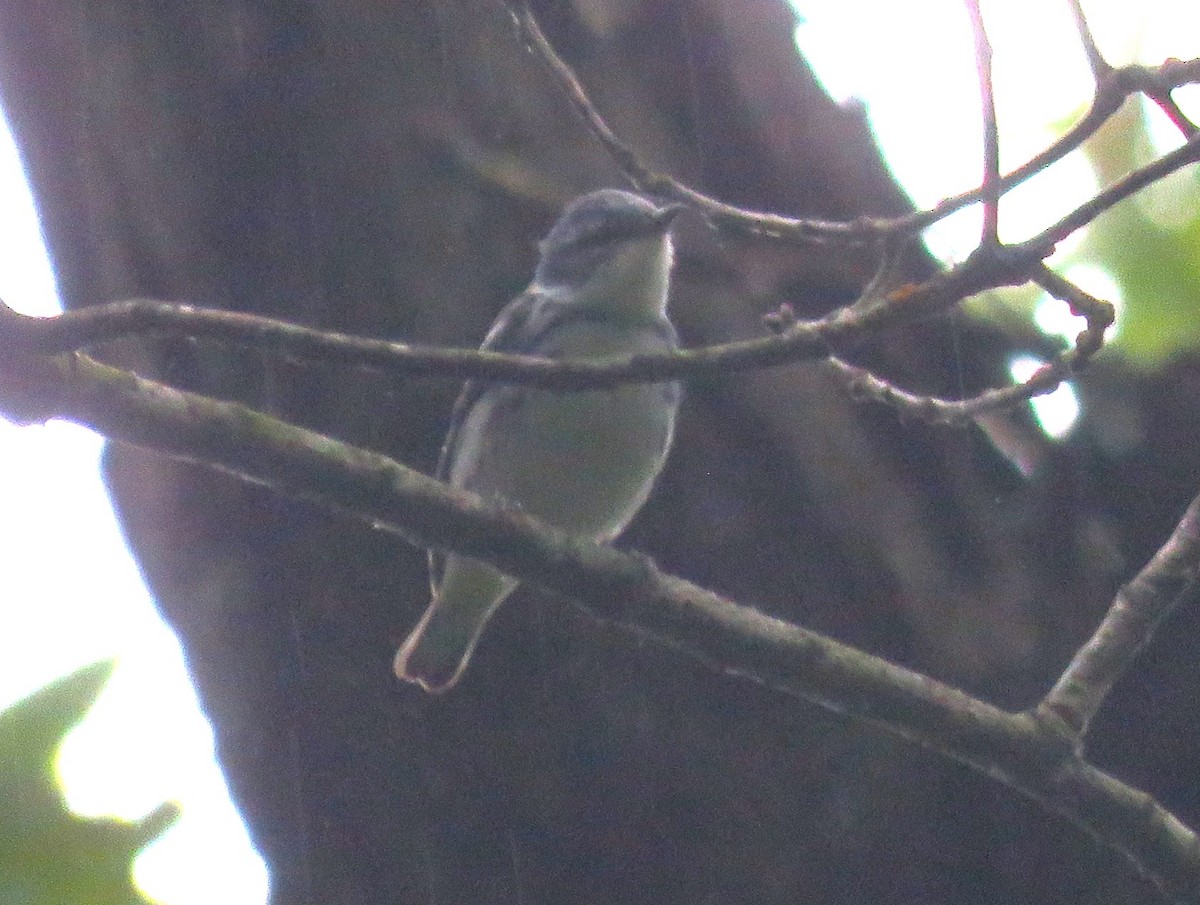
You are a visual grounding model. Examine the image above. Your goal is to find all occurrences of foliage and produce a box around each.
[0,661,178,905]
[1078,100,1200,366]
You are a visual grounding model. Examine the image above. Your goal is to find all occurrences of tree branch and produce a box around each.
[1039,492,1200,740]
[825,263,1114,425]
[0,211,1146,434]
[902,57,1200,234]
[964,0,1001,245]
[1146,83,1200,139]
[0,234,1116,433]
[506,0,1200,246]
[1,340,1199,900]
[0,242,1036,391]
[1066,0,1112,81]
[505,1,865,244]
[1030,131,1200,249]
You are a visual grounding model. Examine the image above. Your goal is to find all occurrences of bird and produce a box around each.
[394,188,685,694]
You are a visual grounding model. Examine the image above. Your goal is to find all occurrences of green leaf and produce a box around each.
[1073,101,1200,367]
[0,661,179,905]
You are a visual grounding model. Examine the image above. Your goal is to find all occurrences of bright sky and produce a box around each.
[794,0,1199,434]
[0,3,1197,904]
[0,117,268,902]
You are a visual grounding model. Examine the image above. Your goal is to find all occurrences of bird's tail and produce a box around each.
[393,557,517,694]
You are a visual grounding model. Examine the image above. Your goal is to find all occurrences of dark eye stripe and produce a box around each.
[573,216,658,250]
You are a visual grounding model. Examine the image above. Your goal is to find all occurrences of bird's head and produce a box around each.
[533,189,684,319]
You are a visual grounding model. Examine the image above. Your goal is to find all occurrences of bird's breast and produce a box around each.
[449,320,679,539]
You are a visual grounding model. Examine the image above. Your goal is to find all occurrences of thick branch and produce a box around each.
[1,347,1199,900]
[1039,493,1200,739]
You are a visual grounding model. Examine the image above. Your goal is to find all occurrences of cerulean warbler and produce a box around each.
[394,189,684,693]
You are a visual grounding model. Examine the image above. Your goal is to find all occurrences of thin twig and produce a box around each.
[896,81,1121,233]
[509,3,649,186]
[507,1,1200,246]
[507,1,864,244]
[1066,0,1112,80]
[1039,491,1200,739]
[0,346,1199,899]
[1029,131,1200,251]
[825,266,1113,427]
[1147,90,1200,139]
[1135,63,1200,139]
[0,295,831,388]
[1122,59,1200,137]
[1032,263,1115,360]
[4,247,1094,438]
[0,243,1037,391]
[6,139,1171,434]
[964,0,1001,245]
[900,59,1200,233]
[829,351,1069,427]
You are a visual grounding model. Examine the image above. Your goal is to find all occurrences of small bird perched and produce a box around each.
[394,189,685,693]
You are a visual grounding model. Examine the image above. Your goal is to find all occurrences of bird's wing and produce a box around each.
[429,287,551,592]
